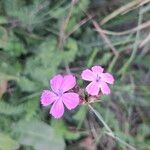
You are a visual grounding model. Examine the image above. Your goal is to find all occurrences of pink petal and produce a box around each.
[62,92,79,110]
[101,73,114,84]
[91,66,104,74]
[86,81,100,96]
[40,90,57,106]
[50,99,64,119]
[61,75,76,92]
[50,74,63,93]
[81,69,95,81]
[99,81,111,95]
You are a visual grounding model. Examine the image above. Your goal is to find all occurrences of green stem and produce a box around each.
[88,104,136,150]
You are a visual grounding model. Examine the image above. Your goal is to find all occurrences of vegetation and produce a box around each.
[0,0,150,149]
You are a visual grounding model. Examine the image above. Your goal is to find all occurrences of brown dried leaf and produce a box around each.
[0,80,7,98]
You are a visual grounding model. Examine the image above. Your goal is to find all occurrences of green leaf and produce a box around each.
[63,38,78,64]
[13,120,65,150]
[51,119,80,140]
[18,77,38,92]
[0,16,8,24]
[0,133,19,150]
[98,52,112,65]
[73,106,87,122]
[4,0,50,30]
[25,38,62,87]
[0,31,26,56]
[0,101,24,115]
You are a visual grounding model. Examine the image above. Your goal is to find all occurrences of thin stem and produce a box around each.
[88,104,114,134]
[88,104,136,150]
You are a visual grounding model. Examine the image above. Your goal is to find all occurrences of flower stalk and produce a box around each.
[88,104,136,150]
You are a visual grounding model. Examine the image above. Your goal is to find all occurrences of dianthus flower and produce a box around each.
[40,74,79,118]
[81,66,114,95]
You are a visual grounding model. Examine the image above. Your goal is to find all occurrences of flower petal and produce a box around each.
[50,99,64,119]
[61,75,76,92]
[99,81,111,95]
[50,74,63,93]
[91,66,104,74]
[40,90,57,106]
[86,81,100,96]
[101,73,114,84]
[62,92,79,110]
[81,69,95,81]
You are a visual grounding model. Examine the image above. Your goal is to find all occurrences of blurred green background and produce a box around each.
[0,0,150,150]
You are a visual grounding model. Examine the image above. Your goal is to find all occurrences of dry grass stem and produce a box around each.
[100,0,149,25]
[140,33,150,47]
[92,20,119,57]
[66,15,94,38]
[99,21,150,36]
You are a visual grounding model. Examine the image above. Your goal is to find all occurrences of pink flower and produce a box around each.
[81,66,114,95]
[40,74,79,119]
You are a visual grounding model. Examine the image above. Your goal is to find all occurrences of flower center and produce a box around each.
[57,89,63,97]
[95,74,101,82]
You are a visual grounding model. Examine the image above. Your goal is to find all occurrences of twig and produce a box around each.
[139,33,150,47]
[58,0,76,49]
[98,21,150,36]
[139,0,150,6]
[66,15,94,38]
[92,20,119,57]
[100,0,149,25]
[79,6,119,57]
[58,0,77,73]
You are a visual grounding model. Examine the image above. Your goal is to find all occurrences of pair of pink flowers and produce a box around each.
[40,65,114,118]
